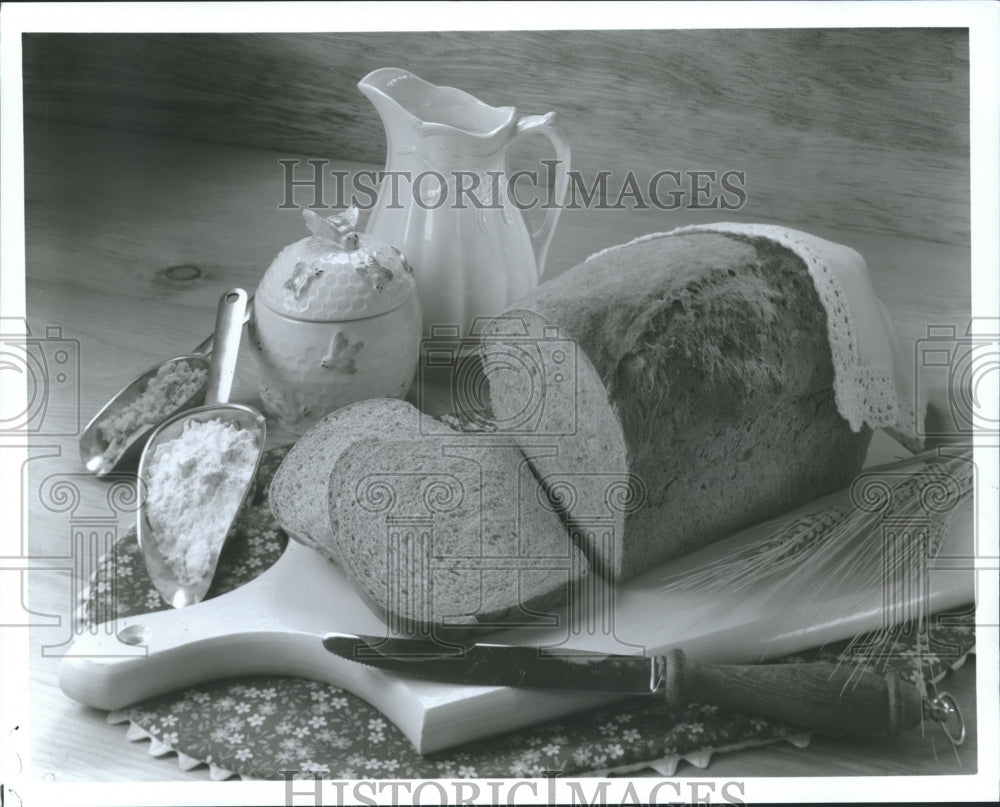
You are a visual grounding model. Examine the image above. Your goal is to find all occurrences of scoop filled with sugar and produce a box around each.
[137,289,266,608]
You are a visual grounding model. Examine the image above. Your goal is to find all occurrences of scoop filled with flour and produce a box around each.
[144,418,259,588]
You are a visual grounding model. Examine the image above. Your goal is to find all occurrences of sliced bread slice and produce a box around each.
[330,436,588,633]
[268,398,450,566]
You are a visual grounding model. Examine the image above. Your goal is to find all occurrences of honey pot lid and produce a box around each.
[256,208,416,321]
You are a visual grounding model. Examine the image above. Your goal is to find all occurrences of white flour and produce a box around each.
[99,360,207,464]
[145,418,258,587]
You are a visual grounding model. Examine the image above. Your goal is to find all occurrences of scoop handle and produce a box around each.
[204,289,249,405]
[664,649,924,736]
[191,293,254,356]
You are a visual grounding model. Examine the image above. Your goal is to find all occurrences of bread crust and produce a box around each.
[268,398,423,565]
[485,231,872,581]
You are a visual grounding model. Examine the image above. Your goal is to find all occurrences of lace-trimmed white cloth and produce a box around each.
[587,223,925,448]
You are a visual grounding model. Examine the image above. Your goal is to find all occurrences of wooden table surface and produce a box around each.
[14,120,981,787]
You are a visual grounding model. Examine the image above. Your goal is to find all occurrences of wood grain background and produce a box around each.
[21,29,969,247]
[18,29,980,781]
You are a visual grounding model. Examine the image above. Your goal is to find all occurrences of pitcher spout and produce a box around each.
[357,67,414,104]
[358,67,516,140]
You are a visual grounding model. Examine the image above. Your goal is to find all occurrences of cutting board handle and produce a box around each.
[59,575,296,709]
[58,541,388,710]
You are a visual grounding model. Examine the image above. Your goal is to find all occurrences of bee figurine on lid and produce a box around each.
[249,208,422,434]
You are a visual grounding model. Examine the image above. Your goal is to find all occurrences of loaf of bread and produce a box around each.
[268,398,435,566]
[330,436,587,632]
[483,230,872,581]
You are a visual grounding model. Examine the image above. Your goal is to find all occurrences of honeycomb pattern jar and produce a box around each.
[249,208,421,434]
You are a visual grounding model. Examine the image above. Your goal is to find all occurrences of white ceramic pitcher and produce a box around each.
[358,67,570,336]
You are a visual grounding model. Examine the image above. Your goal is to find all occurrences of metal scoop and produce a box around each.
[136,289,266,608]
[78,297,254,477]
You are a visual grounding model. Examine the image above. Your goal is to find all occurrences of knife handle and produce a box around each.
[663,649,924,736]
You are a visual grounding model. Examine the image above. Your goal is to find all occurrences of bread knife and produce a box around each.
[322,632,964,740]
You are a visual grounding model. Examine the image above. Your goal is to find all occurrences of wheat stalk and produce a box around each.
[657,448,974,726]
[660,448,974,602]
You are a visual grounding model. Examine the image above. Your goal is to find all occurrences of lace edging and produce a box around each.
[588,224,902,433]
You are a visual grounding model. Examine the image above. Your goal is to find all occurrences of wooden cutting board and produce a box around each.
[59,433,975,754]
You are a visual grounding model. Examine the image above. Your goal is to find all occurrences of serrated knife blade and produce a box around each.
[322,632,659,693]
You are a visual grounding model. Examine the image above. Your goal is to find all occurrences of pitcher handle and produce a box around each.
[509,112,571,280]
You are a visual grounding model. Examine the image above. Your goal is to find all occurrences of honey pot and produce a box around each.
[249,207,421,434]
